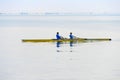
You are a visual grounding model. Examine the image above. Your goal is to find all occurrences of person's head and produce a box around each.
[57,32,59,34]
[70,32,72,34]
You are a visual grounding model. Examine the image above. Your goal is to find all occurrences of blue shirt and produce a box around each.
[69,34,74,39]
[56,34,61,40]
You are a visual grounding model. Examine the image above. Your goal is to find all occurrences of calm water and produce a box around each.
[0,15,120,80]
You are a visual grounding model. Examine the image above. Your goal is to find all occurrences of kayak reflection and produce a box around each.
[56,41,74,48]
[70,41,73,47]
[56,41,74,52]
[56,41,61,48]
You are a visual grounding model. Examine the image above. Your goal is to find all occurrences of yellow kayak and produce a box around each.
[22,38,111,43]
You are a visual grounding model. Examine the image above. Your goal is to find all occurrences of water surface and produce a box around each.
[0,15,120,80]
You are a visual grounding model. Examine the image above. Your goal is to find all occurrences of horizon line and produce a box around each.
[0,12,120,16]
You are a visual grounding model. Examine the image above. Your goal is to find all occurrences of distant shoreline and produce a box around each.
[0,13,120,16]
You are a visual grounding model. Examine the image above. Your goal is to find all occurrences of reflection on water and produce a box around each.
[70,41,73,47]
[56,41,61,48]
[56,41,61,52]
[0,15,120,80]
[56,41,62,52]
[56,41,74,52]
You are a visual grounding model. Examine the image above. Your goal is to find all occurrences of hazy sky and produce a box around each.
[0,0,120,13]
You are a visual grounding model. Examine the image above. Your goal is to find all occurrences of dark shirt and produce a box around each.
[56,34,61,40]
[69,34,74,39]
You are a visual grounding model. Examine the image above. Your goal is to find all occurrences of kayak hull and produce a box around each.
[22,38,111,43]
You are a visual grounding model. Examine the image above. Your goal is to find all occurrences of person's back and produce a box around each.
[69,32,74,39]
[56,32,61,40]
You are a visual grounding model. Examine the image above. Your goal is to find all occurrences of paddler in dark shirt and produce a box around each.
[56,32,64,40]
[69,32,76,39]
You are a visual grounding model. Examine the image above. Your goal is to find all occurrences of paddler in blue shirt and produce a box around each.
[69,32,76,47]
[69,32,76,39]
[56,32,63,40]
